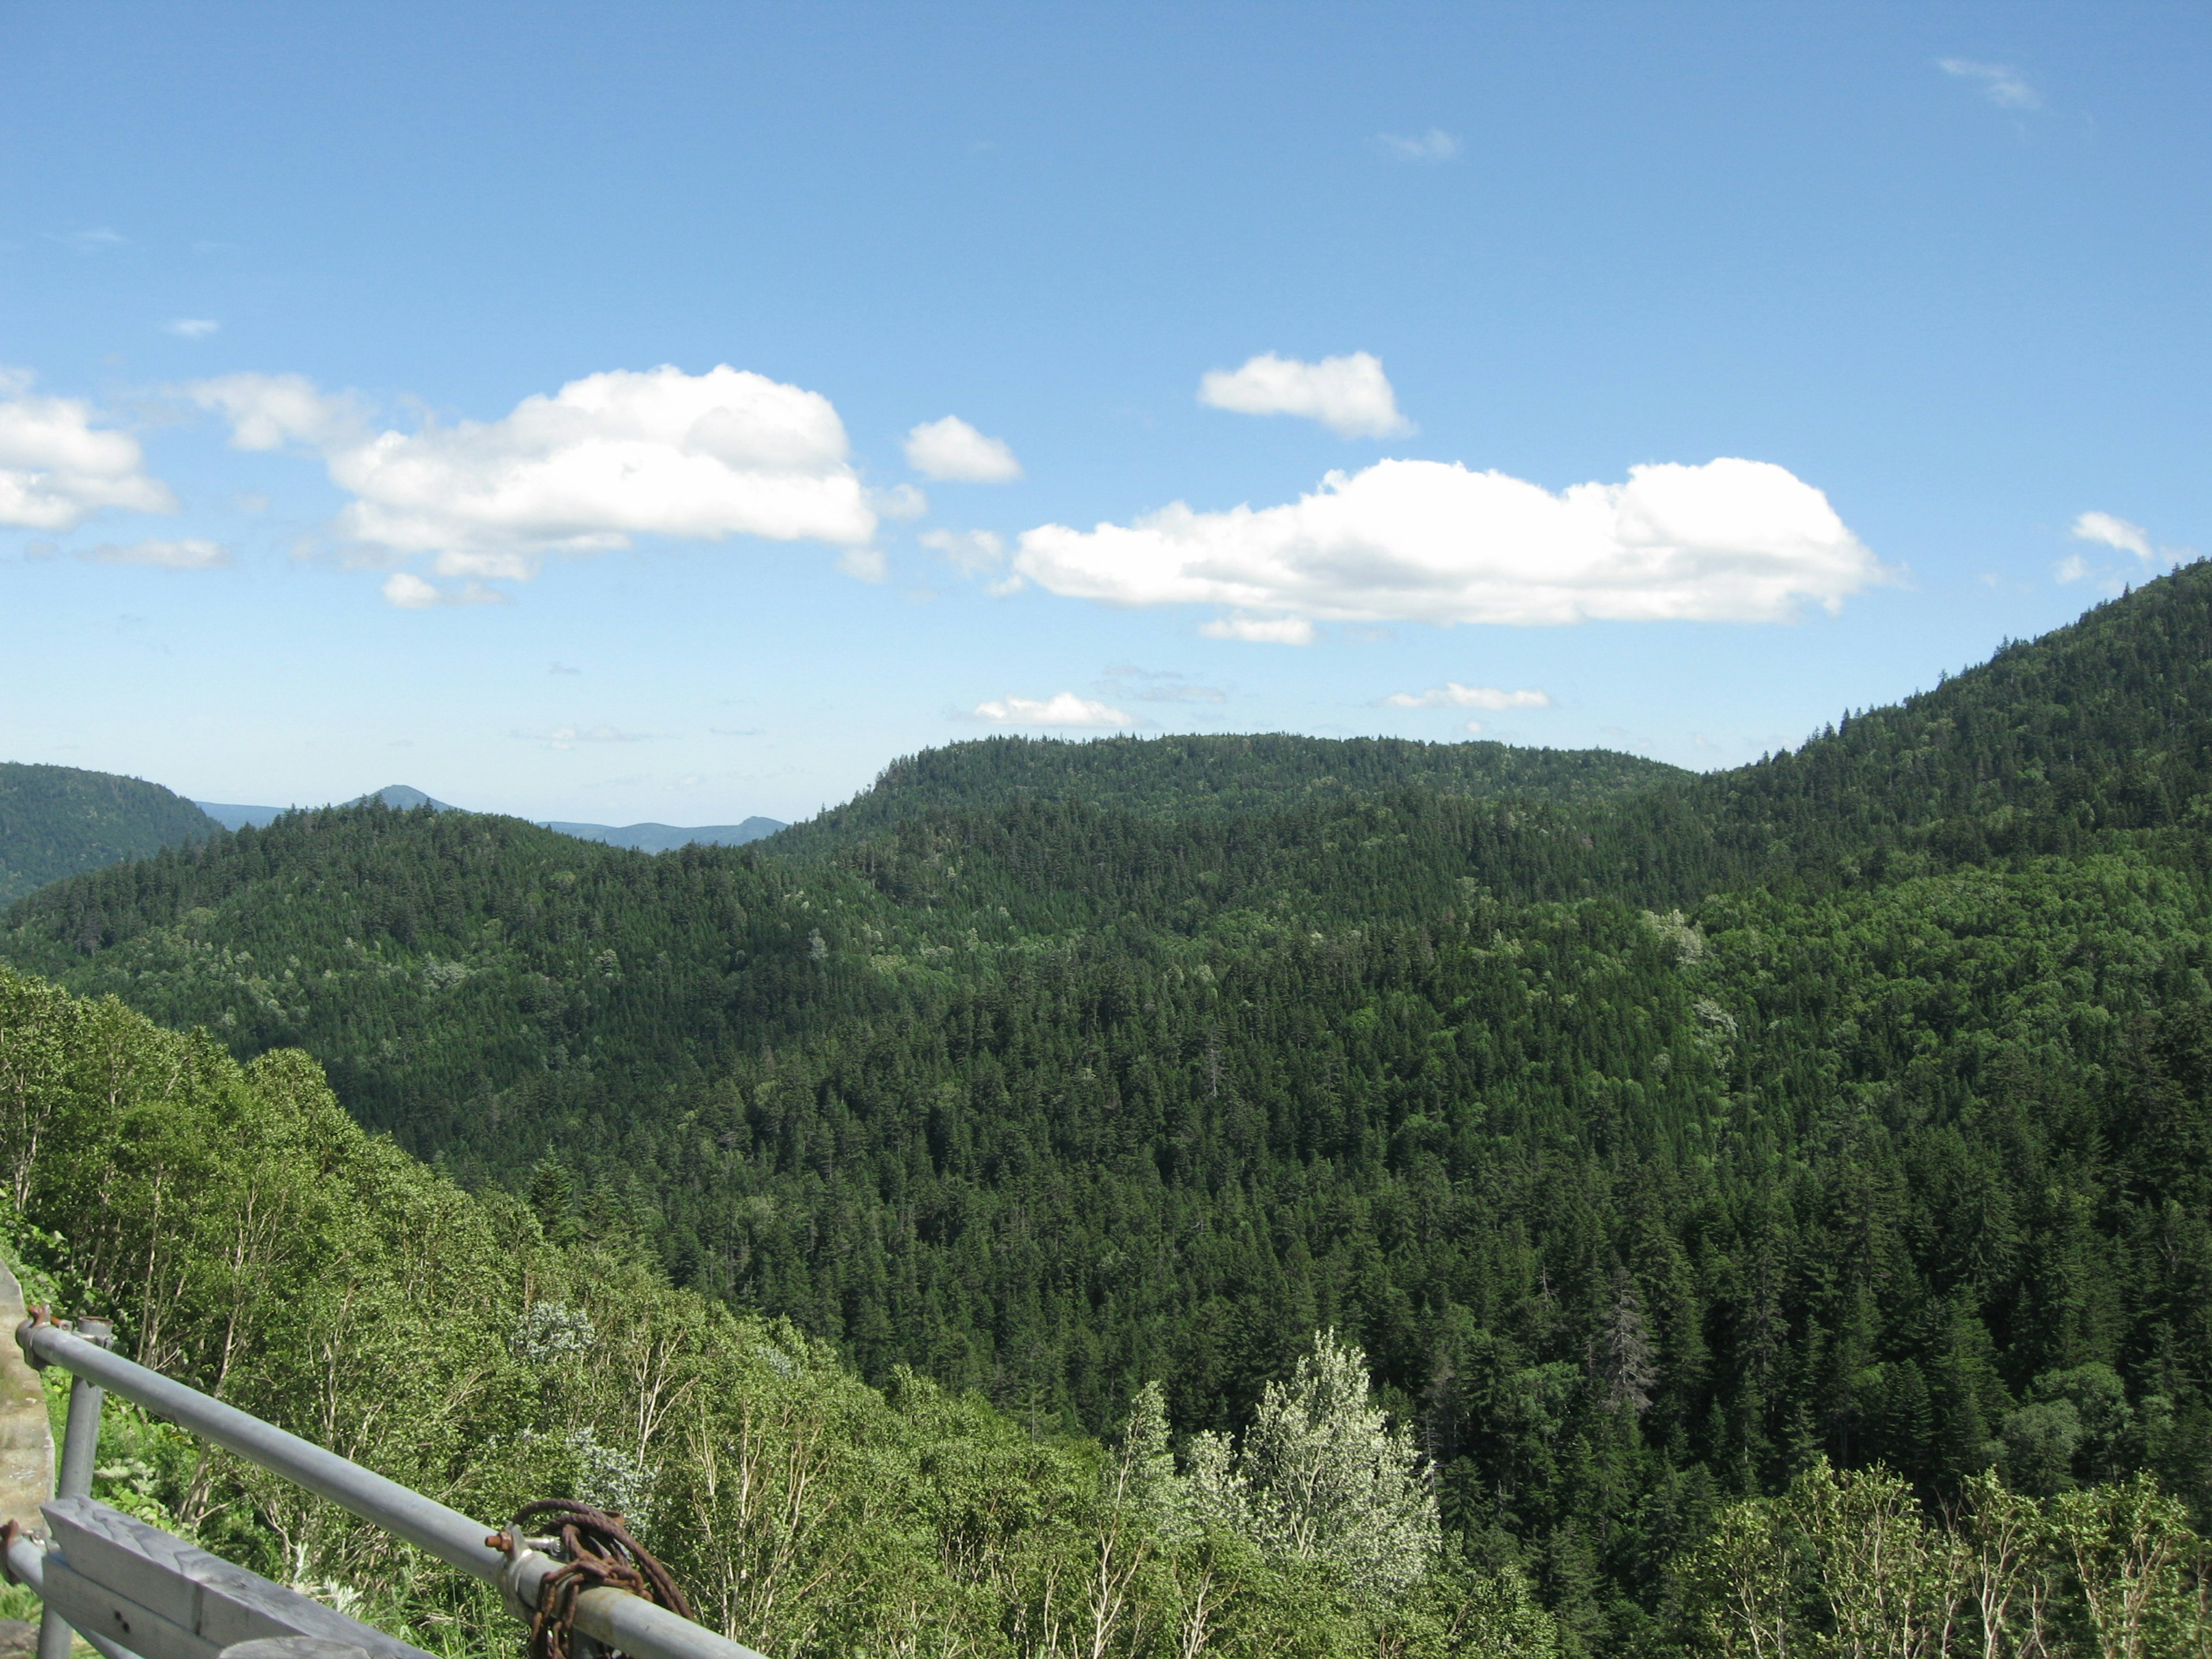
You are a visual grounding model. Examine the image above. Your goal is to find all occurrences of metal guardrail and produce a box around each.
[10,1317,766,1659]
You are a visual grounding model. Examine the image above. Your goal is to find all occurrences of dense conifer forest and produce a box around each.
[0,762,219,905]
[7,566,2212,1655]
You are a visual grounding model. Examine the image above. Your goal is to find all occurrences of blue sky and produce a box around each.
[3,3,2207,825]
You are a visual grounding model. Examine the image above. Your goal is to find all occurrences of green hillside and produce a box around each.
[775,732,1687,853]
[0,762,221,905]
[0,807,897,1141]
[1,964,1562,1659]
[1677,568,2212,878]
[8,566,2212,1656]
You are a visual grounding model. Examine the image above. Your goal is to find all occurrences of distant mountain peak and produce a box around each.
[349,785,458,812]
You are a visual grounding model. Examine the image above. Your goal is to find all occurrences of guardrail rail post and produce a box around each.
[11,1316,764,1659]
[39,1316,112,1659]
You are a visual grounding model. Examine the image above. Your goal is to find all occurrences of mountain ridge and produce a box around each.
[772,730,1688,853]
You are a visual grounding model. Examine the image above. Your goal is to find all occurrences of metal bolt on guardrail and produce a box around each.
[6,1313,767,1659]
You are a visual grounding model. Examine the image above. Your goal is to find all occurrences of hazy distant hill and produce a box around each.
[199,786,782,852]
[194,802,290,831]
[349,784,457,811]
[540,816,785,851]
[0,762,221,904]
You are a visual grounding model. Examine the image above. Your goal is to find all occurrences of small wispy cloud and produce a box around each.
[550,661,582,676]
[514,725,655,751]
[381,571,507,608]
[904,415,1023,483]
[1103,665,1227,705]
[2071,511,2154,562]
[78,537,232,570]
[192,372,370,452]
[922,528,1007,575]
[974,692,1134,728]
[1382,682,1550,710]
[51,228,126,254]
[165,319,219,339]
[1199,615,1315,645]
[1938,58,2040,111]
[1376,128,1460,162]
[1198,351,1413,440]
[870,482,929,521]
[2059,510,2194,587]
[837,547,889,584]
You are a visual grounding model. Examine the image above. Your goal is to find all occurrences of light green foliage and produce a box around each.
[2047,1478,2210,1659]
[1680,1460,2212,1658]
[1186,1331,1440,1596]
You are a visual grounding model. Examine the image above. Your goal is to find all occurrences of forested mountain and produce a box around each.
[0,762,221,905]
[774,733,1687,851]
[7,566,2212,1656]
[1677,567,2212,876]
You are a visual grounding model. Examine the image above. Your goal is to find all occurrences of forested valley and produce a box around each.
[7,566,2212,1656]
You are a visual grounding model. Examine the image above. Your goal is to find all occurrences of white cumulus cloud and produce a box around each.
[2071,511,2154,562]
[79,537,230,570]
[1198,352,1412,440]
[904,415,1023,483]
[1384,683,1550,710]
[1015,456,1885,635]
[199,365,876,582]
[1939,59,2040,110]
[165,319,220,339]
[974,692,1134,728]
[0,371,178,531]
[1377,129,1460,162]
